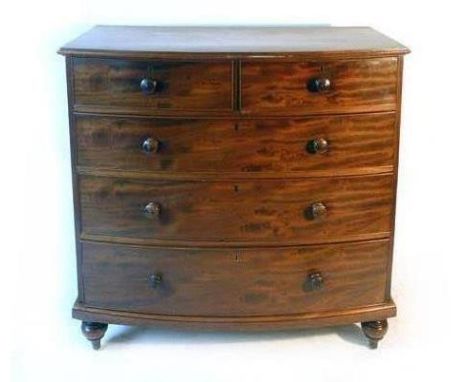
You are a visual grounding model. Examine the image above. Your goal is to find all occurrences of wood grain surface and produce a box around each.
[81,239,389,316]
[79,174,394,244]
[75,112,395,176]
[59,26,410,59]
[241,58,398,115]
[60,26,408,340]
[72,299,396,330]
[72,58,234,112]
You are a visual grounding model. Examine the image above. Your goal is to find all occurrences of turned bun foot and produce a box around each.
[361,320,388,349]
[81,321,108,350]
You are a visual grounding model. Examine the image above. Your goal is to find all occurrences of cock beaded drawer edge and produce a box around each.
[58,26,409,350]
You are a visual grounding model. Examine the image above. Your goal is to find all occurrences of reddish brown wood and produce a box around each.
[81,321,108,350]
[361,320,389,349]
[74,112,395,176]
[72,58,234,113]
[241,58,398,115]
[81,240,389,316]
[59,26,409,348]
[65,57,86,303]
[386,56,405,300]
[58,26,410,59]
[79,175,393,244]
[73,300,396,331]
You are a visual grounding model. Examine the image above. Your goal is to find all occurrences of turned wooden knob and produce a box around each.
[306,138,329,154]
[304,202,327,220]
[142,137,160,154]
[307,77,331,93]
[140,78,158,95]
[143,202,162,218]
[148,273,163,288]
[308,271,324,290]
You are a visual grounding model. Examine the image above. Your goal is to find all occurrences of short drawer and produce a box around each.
[72,58,234,112]
[241,58,398,115]
[79,175,393,245]
[75,113,395,175]
[81,240,389,316]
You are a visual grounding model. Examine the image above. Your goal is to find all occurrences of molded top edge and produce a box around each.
[58,25,410,58]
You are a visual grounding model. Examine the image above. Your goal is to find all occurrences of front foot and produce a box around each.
[81,321,108,350]
[361,320,388,349]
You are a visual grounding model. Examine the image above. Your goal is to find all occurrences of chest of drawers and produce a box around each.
[59,26,409,349]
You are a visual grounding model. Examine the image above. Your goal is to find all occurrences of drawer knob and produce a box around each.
[304,202,327,220]
[308,271,324,290]
[307,77,331,93]
[148,273,163,288]
[306,138,329,154]
[142,137,160,154]
[140,78,158,95]
[143,202,162,218]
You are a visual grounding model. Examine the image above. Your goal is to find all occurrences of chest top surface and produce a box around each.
[59,25,409,58]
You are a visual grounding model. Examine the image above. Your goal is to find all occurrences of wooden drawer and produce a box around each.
[81,240,389,316]
[75,113,395,175]
[241,58,398,115]
[79,175,393,245]
[72,58,234,112]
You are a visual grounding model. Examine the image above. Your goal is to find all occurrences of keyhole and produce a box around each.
[234,250,241,262]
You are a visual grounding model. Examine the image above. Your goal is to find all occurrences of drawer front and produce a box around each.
[81,240,389,316]
[75,113,395,175]
[72,58,234,112]
[79,175,393,244]
[241,58,398,115]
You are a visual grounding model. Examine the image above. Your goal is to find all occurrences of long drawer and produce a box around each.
[75,113,395,175]
[241,58,398,115]
[81,240,389,316]
[79,175,393,245]
[72,58,234,112]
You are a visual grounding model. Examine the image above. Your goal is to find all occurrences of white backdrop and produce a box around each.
[3,1,468,381]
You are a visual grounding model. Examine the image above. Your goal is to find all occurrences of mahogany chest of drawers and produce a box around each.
[59,26,409,349]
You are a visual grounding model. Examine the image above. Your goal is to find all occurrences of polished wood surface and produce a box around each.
[75,113,395,176]
[60,26,408,348]
[59,26,409,58]
[361,320,389,349]
[73,300,396,331]
[81,240,389,316]
[81,321,108,350]
[241,58,398,115]
[72,58,234,112]
[79,175,393,244]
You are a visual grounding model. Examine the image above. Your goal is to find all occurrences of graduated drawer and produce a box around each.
[81,240,390,316]
[241,58,398,115]
[75,113,395,175]
[72,58,234,113]
[79,175,393,245]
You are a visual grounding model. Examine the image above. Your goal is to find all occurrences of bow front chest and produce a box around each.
[59,26,409,349]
